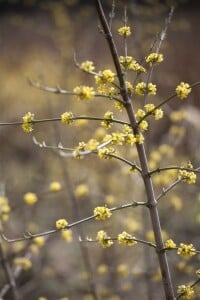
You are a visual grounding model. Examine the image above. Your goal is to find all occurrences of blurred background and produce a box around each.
[0,0,200,299]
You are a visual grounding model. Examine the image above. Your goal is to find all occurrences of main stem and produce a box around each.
[95,1,175,299]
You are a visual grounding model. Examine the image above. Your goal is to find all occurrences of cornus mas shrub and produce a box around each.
[0,1,200,300]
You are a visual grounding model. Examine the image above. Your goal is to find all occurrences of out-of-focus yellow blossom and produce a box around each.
[177,243,196,257]
[0,196,10,222]
[80,60,95,72]
[23,192,38,205]
[118,231,137,246]
[86,139,100,151]
[170,110,187,122]
[139,120,148,131]
[169,195,183,211]
[94,206,112,220]
[56,219,68,230]
[151,268,162,282]
[170,125,186,137]
[49,181,62,192]
[176,82,191,99]
[118,26,131,37]
[61,112,74,125]
[177,285,194,299]
[75,119,88,127]
[33,237,45,247]
[96,230,113,248]
[97,264,108,275]
[165,239,177,249]
[117,264,129,277]
[153,170,177,186]
[22,112,34,133]
[94,127,106,140]
[98,147,116,159]
[61,229,73,242]
[101,111,114,129]
[159,144,174,156]
[105,195,115,205]
[196,269,200,278]
[14,257,32,270]
[73,85,95,101]
[146,53,163,66]
[74,184,89,198]
[135,134,144,144]
[135,82,157,96]
[95,69,115,85]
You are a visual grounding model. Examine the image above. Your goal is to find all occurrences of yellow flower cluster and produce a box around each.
[139,120,148,131]
[0,196,10,222]
[23,192,38,205]
[97,85,117,97]
[22,112,34,133]
[119,56,146,73]
[177,243,196,257]
[165,239,177,249]
[135,134,144,144]
[96,230,113,248]
[61,112,74,125]
[178,163,196,184]
[170,109,187,122]
[49,181,62,192]
[73,85,95,101]
[56,219,68,230]
[14,257,32,270]
[118,26,132,37]
[136,104,164,121]
[98,147,116,159]
[117,231,137,246]
[101,111,114,129]
[80,60,95,72]
[135,82,157,96]
[177,285,194,299]
[86,139,100,151]
[145,53,163,66]
[72,141,86,159]
[94,206,112,220]
[176,82,191,100]
[95,69,115,85]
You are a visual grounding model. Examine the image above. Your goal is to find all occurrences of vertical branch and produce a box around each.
[95,1,175,299]
[0,238,19,300]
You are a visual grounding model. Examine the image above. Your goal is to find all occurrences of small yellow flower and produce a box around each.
[135,109,146,119]
[61,229,73,242]
[23,192,38,205]
[98,147,116,159]
[114,101,124,111]
[74,184,89,198]
[146,53,163,66]
[73,85,95,101]
[144,103,155,112]
[95,69,115,85]
[177,243,196,257]
[118,231,137,246]
[176,82,191,100]
[96,230,113,248]
[165,239,177,249]
[101,111,114,129]
[80,60,95,72]
[61,112,74,125]
[49,181,62,192]
[86,139,100,151]
[14,257,32,270]
[177,284,194,299]
[178,167,196,184]
[118,26,131,37]
[56,219,68,230]
[97,84,117,96]
[111,132,125,145]
[129,60,146,73]
[94,206,112,220]
[22,112,34,133]
[139,120,148,131]
[153,108,164,120]
[135,134,144,144]
[119,56,134,69]
[135,82,156,96]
